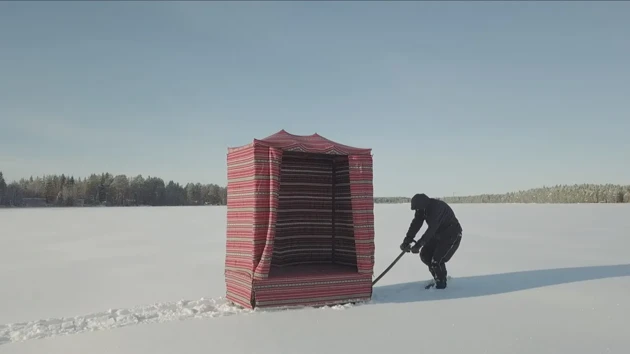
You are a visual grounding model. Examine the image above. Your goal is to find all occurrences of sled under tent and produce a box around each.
[224,129,375,309]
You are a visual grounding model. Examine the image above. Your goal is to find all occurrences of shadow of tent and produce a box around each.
[371,264,630,305]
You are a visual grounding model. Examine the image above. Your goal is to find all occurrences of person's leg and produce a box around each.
[430,229,462,289]
[419,238,438,281]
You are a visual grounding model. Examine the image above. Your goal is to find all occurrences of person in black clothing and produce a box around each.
[400,193,463,289]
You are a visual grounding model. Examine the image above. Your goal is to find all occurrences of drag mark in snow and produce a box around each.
[0,297,250,345]
[0,297,358,345]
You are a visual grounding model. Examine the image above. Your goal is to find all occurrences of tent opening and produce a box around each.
[268,150,358,278]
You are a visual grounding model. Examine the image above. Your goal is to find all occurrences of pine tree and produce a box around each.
[0,171,6,205]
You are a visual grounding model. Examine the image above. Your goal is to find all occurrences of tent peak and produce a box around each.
[227,129,372,155]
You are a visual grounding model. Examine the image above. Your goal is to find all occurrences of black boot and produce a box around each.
[431,261,448,289]
[435,279,447,289]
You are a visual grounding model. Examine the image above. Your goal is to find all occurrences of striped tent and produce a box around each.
[225,130,375,309]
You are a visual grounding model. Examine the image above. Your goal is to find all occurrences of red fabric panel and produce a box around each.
[225,145,256,275]
[225,144,282,307]
[225,270,255,309]
[332,156,357,267]
[253,267,372,308]
[251,146,282,280]
[225,146,257,308]
[348,154,375,276]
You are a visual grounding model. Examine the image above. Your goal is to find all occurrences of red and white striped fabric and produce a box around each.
[225,130,374,309]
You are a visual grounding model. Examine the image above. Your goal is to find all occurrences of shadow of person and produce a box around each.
[371,263,630,305]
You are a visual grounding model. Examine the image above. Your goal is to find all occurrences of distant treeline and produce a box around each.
[1,172,628,207]
[371,184,630,205]
[373,197,411,204]
[441,184,630,204]
[0,171,226,207]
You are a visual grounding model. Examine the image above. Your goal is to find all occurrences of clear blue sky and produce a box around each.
[1,1,629,198]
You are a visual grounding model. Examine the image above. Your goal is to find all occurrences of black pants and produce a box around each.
[419,224,462,282]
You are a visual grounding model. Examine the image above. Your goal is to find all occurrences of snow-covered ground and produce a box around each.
[1,203,629,353]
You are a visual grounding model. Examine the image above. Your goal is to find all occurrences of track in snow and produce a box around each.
[0,297,248,345]
[0,277,443,345]
[0,296,356,345]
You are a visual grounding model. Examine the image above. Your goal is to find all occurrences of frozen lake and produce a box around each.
[1,203,629,353]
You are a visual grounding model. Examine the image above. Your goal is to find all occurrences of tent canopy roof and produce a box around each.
[228,129,372,155]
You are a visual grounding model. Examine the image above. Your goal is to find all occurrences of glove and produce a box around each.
[400,242,412,253]
[410,239,424,254]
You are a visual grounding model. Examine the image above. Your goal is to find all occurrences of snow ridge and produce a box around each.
[0,275,448,346]
[0,297,248,345]
[0,296,358,345]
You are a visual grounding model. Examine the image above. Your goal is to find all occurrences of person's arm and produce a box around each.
[403,209,424,244]
[418,223,437,247]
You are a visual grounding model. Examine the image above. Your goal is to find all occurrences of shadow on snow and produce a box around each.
[371,263,630,304]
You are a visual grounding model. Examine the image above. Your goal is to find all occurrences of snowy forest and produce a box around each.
[375,184,630,204]
[1,171,629,207]
[440,184,630,204]
[0,171,226,207]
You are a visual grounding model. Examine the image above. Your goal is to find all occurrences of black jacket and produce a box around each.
[404,198,461,246]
